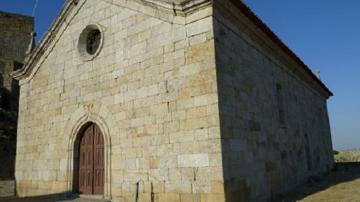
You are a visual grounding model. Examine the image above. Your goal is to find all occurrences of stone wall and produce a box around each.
[213,1,333,201]
[0,11,33,187]
[0,180,15,197]
[15,0,224,201]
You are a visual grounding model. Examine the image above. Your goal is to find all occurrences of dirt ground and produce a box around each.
[300,179,360,202]
[277,163,360,202]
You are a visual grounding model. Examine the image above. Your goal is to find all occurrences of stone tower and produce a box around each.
[0,11,33,196]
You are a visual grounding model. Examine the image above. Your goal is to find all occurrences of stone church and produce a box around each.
[12,0,334,201]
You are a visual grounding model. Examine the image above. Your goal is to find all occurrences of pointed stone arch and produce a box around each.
[67,112,112,199]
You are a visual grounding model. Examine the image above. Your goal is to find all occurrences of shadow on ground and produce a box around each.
[274,162,360,202]
[0,193,108,202]
[1,164,358,202]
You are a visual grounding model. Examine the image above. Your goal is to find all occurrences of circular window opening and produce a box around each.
[86,29,101,55]
[78,24,103,61]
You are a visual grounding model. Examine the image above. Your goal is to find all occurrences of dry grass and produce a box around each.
[335,150,360,163]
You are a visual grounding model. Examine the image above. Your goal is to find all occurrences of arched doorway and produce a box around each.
[74,123,104,195]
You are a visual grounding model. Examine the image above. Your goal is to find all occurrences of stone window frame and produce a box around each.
[77,24,104,61]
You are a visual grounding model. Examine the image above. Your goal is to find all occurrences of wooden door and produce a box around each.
[78,123,104,195]
[93,125,104,195]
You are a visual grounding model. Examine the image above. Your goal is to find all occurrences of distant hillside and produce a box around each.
[335,149,360,162]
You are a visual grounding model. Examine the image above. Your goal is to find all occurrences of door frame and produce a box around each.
[67,114,111,199]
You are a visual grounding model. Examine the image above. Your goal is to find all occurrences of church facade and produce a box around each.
[13,0,333,201]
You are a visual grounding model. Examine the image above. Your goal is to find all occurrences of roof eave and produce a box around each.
[229,0,333,98]
[11,0,77,81]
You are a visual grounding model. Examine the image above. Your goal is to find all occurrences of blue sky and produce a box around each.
[0,0,64,41]
[0,0,359,150]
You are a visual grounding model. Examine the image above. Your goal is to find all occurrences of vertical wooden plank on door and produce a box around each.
[93,124,104,194]
[79,125,94,194]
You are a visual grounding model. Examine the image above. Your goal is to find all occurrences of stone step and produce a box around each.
[0,180,15,197]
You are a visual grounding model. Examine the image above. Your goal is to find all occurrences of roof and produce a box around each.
[12,0,333,97]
